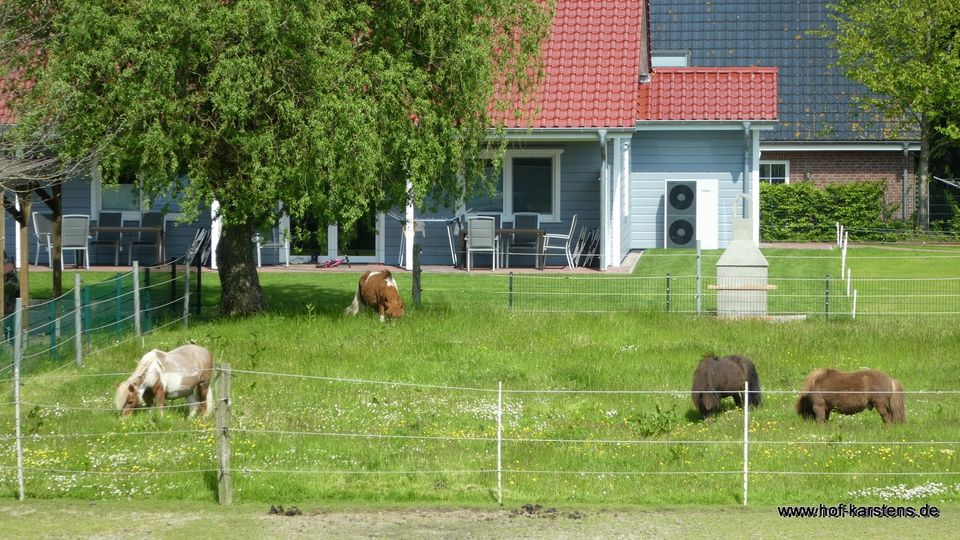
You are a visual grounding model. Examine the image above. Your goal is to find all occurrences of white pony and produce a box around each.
[115,344,214,417]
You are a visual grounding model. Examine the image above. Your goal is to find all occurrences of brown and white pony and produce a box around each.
[691,354,762,418]
[115,344,214,417]
[344,270,405,322]
[795,368,905,424]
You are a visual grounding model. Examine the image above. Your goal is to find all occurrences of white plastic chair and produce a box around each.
[61,214,91,269]
[542,214,578,268]
[32,212,54,267]
[254,223,290,268]
[465,216,498,271]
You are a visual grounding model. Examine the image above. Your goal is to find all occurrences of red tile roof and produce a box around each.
[493,1,646,129]
[638,68,778,122]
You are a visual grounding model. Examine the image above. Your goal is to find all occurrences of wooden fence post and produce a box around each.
[216,363,233,505]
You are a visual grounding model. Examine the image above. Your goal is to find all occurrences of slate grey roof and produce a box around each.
[649,0,919,143]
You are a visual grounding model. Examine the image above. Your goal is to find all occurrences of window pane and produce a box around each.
[468,162,503,213]
[512,157,552,214]
[101,184,139,211]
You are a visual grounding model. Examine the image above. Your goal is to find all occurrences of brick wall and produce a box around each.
[761,150,916,219]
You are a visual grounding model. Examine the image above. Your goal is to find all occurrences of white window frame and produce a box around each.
[759,160,790,184]
[474,148,563,223]
[652,50,691,68]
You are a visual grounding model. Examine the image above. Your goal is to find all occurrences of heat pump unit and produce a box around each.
[664,180,719,249]
[665,180,697,248]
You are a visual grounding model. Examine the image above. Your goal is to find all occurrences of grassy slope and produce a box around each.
[1,247,959,507]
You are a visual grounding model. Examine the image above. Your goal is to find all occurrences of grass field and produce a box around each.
[1,246,960,512]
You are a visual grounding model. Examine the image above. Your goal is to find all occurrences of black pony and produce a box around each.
[691,354,762,418]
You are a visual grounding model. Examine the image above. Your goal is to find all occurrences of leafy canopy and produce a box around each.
[827,0,960,137]
[6,0,550,227]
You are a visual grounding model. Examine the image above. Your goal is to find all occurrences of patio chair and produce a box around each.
[128,211,165,265]
[542,214,578,268]
[90,211,122,266]
[60,214,90,269]
[505,212,540,268]
[253,223,290,268]
[465,215,498,271]
[32,212,54,267]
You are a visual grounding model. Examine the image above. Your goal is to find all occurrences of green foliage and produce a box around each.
[1,0,550,228]
[760,181,897,241]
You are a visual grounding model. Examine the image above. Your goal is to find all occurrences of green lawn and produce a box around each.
[1,247,959,508]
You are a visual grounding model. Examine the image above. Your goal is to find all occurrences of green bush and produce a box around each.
[760,181,896,241]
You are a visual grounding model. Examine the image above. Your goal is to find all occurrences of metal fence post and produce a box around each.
[696,241,702,315]
[74,274,83,367]
[742,379,749,507]
[114,272,122,337]
[183,261,191,330]
[665,273,671,313]
[508,273,514,310]
[412,245,422,308]
[216,363,233,505]
[13,298,25,501]
[825,274,830,319]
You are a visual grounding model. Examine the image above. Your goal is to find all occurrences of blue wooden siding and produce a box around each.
[629,130,747,249]
[4,176,211,268]
[384,141,603,266]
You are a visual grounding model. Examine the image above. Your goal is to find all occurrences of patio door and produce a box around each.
[327,210,385,263]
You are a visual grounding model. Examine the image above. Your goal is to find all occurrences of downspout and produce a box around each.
[742,121,752,197]
[901,142,909,221]
[598,129,608,269]
[743,121,761,245]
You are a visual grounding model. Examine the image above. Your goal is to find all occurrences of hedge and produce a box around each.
[759,180,908,241]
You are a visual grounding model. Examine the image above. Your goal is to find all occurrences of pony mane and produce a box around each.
[800,368,830,392]
[114,350,162,411]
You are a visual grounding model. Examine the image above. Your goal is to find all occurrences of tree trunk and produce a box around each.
[216,220,267,316]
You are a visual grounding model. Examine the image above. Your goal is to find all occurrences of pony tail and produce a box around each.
[747,362,762,407]
[344,282,362,315]
[889,379,906,423]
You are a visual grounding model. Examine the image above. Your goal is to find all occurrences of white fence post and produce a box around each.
[13,298,25,501]
[742,379,749,507]
[846,268,852,297]
[74,274,82,367]
[852,289,858,319]
[497,380,503,507]
[133,262,141,335]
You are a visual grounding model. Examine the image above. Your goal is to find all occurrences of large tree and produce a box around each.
[825,0,960,230]
[2,0,549,315]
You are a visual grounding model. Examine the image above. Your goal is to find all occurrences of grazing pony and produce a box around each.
[344,270,405,321]
[795,368,905,424]
[691,354,762,418]
[115,344,214,417]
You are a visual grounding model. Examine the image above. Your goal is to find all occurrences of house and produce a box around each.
[387,0,777,270]
[5,0,779,271]
[649,0,919,221]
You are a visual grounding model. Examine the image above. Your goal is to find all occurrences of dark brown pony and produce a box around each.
[691,355,762,418]
[795,368,905,424]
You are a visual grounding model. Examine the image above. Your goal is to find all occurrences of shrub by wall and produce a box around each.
[760,180,895,241]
